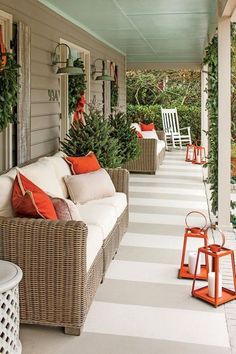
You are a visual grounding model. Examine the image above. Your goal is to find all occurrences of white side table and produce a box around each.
[0,260,23,354]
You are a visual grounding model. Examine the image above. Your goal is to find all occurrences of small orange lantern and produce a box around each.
[192,227,236,307]
[179,211,209,280]
[185,144,195,162]
[192,146,206,165]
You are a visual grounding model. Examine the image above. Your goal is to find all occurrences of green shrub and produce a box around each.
[127,104,201,142]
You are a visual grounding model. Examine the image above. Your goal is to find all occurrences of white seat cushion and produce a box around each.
[157,140,166,155]
[87,224,103,271]
[77,204,117,240]
[141,131,159,140]
[40,155,72,198]
[19,159,64,198]
[85,192,127,218]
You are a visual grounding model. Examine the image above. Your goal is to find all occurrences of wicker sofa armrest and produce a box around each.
[105,168,129,198]
[0,217,88,328]
[156,130,165,141]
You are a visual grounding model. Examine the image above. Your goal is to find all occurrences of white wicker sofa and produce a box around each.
[0,152,129,335]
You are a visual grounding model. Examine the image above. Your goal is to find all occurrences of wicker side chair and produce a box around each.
[124,131,166,174]
[0,168,129,336]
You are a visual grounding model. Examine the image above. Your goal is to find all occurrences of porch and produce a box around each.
[19,150,235,353]
[0,0,236,353]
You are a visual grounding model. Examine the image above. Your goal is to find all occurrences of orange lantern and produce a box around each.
[179,211,209,280]
[192,227,236,307]
[192,146,206,165]
[185,144,195,162]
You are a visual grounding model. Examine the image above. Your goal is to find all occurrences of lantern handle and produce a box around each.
[206,225,226,248]
[185,210,208,231]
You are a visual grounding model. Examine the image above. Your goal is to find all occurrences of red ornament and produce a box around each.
[73,95,86,125]
[0,25,7,69]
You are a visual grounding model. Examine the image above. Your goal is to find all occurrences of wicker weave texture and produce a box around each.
[124,133,166,174]
[124,139,158,174]
[0,168,129,335]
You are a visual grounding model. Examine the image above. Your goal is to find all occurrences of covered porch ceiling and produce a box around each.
[39,0,224,69]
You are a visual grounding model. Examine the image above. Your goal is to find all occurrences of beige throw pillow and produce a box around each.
[64,169,116,204]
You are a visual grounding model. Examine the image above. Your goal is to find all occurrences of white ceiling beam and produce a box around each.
[231,6,236,22]
[127,62,201,71]
[219,0,236,17]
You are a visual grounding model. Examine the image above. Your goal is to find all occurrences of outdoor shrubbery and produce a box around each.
[126,70,201,143]
[127,104,201,143]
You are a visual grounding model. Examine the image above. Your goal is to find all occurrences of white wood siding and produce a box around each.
[0,0,126,161]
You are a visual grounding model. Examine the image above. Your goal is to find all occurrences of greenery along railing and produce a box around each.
[203,35,218,216]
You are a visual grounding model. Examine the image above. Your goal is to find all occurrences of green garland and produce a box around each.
[203,36,218,215]
[68,57,86,116]
[0,53,20,132]
[111,63,119,110]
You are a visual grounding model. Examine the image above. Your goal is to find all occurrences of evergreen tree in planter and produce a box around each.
[108,111,140,165]
[61,107,122,168]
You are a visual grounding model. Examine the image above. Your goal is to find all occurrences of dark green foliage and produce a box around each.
[127,70,201,107]
[203,35,218,216]
[68,58,86,116]
[126,69,201,143]
[0,53,20,132]
[108,111,140,165]
[61,107,122,168]
[127,104,201,143]
[111,80,119,110]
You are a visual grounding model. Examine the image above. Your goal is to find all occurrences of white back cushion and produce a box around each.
[19,159,64,198]
[40,155,71,198]
[0,175,14,217]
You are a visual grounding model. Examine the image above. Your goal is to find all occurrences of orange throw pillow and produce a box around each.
[12,172,57,220]
[140,123,155,131]
[136,131,143,138]
[65,152,101,175]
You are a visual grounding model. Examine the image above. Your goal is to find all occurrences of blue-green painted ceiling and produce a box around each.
[39,0,218,64]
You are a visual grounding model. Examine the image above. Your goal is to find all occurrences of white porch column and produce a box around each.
[201,64,208,153]
[218,16,231,229]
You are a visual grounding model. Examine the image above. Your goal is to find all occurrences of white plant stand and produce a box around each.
[0,260,23,354]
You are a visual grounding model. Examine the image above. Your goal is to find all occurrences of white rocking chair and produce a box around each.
[161,107,192,149]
